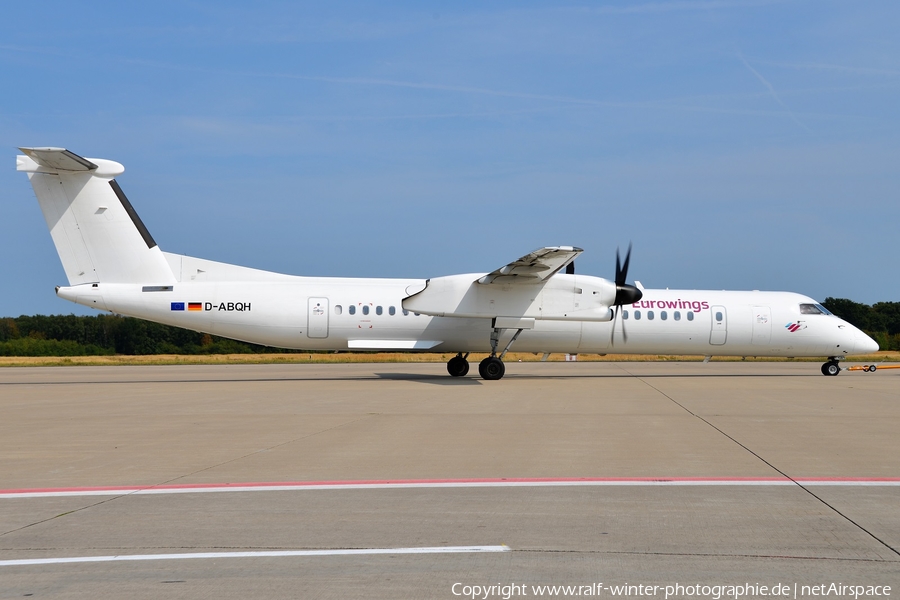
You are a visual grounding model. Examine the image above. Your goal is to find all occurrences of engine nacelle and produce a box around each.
[402,273,616,321]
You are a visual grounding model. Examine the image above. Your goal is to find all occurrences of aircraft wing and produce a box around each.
[476,246,582,285]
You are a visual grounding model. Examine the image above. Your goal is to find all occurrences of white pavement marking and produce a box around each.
[0,545,511,567]
[2,478,900,499]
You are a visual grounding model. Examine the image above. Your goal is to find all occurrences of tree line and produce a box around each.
[0,314,293,356]
[0,297,897,356]
[820,298,900,351]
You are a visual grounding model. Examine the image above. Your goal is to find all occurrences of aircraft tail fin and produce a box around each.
[17,147,174,286]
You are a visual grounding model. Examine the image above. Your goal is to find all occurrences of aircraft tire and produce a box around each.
[447,356,470,377]
[821,361,841,376]
[479,357,505,380]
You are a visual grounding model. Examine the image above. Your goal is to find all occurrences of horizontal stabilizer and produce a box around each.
[19,147,97,172]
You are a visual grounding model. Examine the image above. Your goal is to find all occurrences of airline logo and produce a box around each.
[785,321,807,332]
[632,299,710,312]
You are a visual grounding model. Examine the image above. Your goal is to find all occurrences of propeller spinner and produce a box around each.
[610,243,642,346]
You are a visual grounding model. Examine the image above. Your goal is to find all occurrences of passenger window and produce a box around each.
[376,306,383,316]
[348,305,356,315]
[648,311,654,320]
[715,311,723,321]
[362,305,369,315]
[661,311,667,321]
[334,305,342,315]
[634,310,641,320]
[674,311,681,321]
[414,312,421,316]
[687,311,694,321]
[389,306,396,316]
[623,310,629,320]
[402,309,409,316]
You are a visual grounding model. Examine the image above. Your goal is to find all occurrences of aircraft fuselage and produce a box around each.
[57,272,874,360]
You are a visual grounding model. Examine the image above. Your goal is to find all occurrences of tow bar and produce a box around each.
[845,364,900,373]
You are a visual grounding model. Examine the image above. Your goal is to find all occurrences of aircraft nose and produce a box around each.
[857,332,880,354]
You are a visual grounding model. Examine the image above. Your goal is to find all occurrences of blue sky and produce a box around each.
[1,0,898,316]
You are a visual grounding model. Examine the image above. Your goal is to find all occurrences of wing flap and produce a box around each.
[477,246,582,285]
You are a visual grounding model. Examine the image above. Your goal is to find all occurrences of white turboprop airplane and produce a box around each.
[17,147,878,379]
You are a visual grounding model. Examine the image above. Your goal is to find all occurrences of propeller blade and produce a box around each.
[611,243,639,347]
[609,305,630,347]
[619,242,632,286]
[609,305,619,347]
[615,248,622,286]
[612,243,642,307]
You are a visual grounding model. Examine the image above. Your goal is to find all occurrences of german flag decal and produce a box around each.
[188,302,203,311]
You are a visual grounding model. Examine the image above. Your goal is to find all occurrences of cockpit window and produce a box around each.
[800,303,826,315]
[815,303,832,315]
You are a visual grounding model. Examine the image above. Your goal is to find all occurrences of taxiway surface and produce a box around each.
[1,362,897,598]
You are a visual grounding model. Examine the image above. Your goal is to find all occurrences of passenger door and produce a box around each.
[307,297,329,339]
[752,306,771,345]
[709,305,727,345]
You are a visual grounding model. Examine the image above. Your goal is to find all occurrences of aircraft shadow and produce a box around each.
[374,372,482,385]
[373,372,820,382]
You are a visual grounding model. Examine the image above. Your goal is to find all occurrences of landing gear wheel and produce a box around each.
[821,361,841,376]
[447,355,470,377]
[478,356,506,381]
[868,365,877,372]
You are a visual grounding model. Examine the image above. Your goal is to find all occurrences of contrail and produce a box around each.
[739,53,810,131]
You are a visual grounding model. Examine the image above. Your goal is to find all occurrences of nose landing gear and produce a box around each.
[821,359,842,376]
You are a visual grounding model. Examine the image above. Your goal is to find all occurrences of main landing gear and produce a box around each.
[444,324,526,381]
[478,324,525,381]
[447,353,470,377]
[478,356,505,380]
[821,358,842,376]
